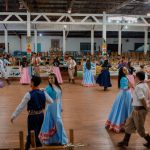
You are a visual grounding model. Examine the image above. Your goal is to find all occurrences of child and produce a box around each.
[11,76,53,150]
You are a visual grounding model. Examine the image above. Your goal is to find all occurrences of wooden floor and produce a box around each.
[0,79,150,150]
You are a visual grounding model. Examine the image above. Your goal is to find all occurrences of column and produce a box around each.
[4,29,8,53]
[34,29,37,53]
[27,12,31,53]
[91,27,94,55]
[63,29,66,55]
[27,12,31,37]
[102,11,106,41]
[118,26,122,55]
[144,27,148,55]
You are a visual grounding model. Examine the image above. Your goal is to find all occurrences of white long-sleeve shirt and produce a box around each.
[11,91,53,120]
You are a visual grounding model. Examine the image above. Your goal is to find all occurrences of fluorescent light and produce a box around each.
[64,25,67,29]
[39,33,42,36]
[68,9,71,14]
[125,25,128,29]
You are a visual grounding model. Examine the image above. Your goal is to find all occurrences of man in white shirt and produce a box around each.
[118,71,150,148]
[0,54,10,84]
[11,76,53,150]
[67,56,76,84]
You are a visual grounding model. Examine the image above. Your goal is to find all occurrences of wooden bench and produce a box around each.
[30,129,74,150]
[0,131,25,150]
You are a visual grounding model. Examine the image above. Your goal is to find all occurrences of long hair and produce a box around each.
[86,59,91,70]
[48,73,61,91]
[118,67,126,88]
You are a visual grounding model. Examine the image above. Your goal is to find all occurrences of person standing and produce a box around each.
[105,67,133,133]
[39,73,68,145]
[31,53,42,76]
[0,54,10,85]
[67,56,76,84]
[20,56,31,84]
[51,57,63,84]
[118,71,150,148]
[11,76,53,150]
[82,59,95,87]
[96,59,112,91]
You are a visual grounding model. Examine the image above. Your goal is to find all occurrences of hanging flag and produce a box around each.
[102,38,107,55]
[26,37,32,54]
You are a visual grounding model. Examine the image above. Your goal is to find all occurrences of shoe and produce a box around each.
[104,87,107,91]
[72,79,75,84]
[117,133,131,147]
[6,79,10,85]
[143,134,150,148]
[117,141,128,147]
[69,79,71,83]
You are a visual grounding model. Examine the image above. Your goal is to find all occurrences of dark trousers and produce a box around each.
[25,113,44,150]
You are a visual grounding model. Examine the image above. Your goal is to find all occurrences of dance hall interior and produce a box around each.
[0,0,150,150]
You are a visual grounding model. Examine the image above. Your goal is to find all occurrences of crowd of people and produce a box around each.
[0,52,150,149]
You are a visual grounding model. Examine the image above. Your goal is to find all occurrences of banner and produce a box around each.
[102,38,107,55]
[26,36,32,54]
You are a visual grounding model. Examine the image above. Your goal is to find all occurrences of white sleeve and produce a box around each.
[4,59,11,65]
[44,91,53,104]
[11,92,30,120]
[136,86,145,100]
[73,60,76,67]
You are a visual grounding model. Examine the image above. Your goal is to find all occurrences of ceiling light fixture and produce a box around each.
[68,9,71,14]
[64,25,67,29]
[39,33,42,36]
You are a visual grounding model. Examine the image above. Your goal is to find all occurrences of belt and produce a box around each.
[28,110,43,115]
[134,106,146,110]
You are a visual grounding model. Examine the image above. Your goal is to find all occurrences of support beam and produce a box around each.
[4,29,8,53]
[107,0,134,13]
[63,29,66,55]
[91,27,94,55]
[5,0,8,11]
[68,0,75,12]
[20,0,31,12]
[118,26,122,55]
[34,29,37,53]
[27,12,31,37]
[144,27,148,55]
[103,12,106,41]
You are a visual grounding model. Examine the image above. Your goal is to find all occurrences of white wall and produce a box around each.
[0,35,148,54]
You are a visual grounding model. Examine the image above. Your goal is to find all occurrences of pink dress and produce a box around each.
[127,75,135,94]
[52,66,63,84]
[20,66,31,84]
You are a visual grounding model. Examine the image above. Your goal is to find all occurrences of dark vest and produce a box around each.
[27,90,46,111]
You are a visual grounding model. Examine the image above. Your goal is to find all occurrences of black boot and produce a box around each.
[6,79,10,85]
[104,87,107,91]
[72,79,75,84]
[118,133,131,147]
[69,78,71,83]
[143,134,150,148]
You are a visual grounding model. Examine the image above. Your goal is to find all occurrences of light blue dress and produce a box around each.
[82,62,95,87]
[39,85,68,145]
[105,77,133,133]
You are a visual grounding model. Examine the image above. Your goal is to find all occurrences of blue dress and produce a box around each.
[82,62,95,87]
[105,77,133,133]
[39,85,68,145]
[96,63,112,88]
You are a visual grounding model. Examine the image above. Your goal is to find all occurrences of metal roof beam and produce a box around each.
[20,0,31,12]
[107,0,134,13]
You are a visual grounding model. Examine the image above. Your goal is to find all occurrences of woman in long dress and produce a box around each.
[39,73,68,145]
[52,57,63,84]
[82,59,95,87]
[20,56,31,84]
[96,59,112,91]
[105,67,133,133]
